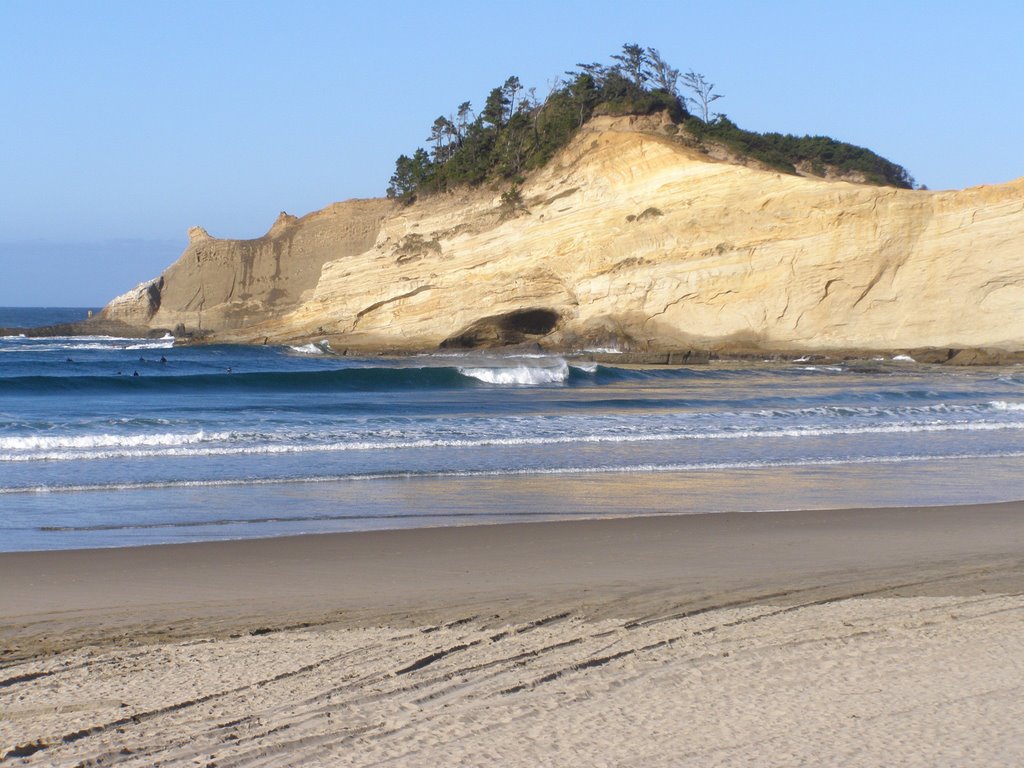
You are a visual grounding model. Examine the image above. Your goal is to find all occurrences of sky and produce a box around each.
[1,0,1022,306]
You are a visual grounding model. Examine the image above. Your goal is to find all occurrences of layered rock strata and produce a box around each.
[98,117,1024,356]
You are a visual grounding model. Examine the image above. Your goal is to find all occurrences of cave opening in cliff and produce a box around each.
[440,308,560,349]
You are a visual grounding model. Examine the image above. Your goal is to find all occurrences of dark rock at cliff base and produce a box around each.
[947,348,1024,366]
[0,319,163,339]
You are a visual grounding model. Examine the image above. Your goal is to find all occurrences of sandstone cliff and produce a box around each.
[100,116,1024,356]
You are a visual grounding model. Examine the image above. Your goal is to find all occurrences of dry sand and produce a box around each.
[2,504,1023,766]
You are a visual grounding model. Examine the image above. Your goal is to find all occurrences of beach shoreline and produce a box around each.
[4,501,1024,651]
[3,503,1023,765]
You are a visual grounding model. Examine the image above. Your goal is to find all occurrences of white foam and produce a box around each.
[28,335,151,342]
[990,401,1024,411]
[0,430,233,451]
[458,361,569,385]
[571,362,599,373]
[0,337,174,352]
[126,339,175,350]
[289,339,332,355]
[755,402,999,419]
[5,419,1024,463]
[892,354,916,362]
[290,343,323,355]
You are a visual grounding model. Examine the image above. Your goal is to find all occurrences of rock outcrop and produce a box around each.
[102,200,391,336]
[98,116,1024,355]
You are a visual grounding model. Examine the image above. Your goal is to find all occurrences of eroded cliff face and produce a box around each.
[100,117,1024,354]
[102,199,391,334]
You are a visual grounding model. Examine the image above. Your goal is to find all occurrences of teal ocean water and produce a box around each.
[2,307,1023,551]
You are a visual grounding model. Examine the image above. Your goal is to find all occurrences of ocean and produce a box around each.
[2,307,1023,552]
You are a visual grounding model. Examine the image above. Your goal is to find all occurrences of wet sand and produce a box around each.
[2,503,1023,765]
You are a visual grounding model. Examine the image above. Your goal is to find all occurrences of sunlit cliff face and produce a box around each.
[102,117,1024,354]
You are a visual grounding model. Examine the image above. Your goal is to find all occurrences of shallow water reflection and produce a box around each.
[6,454,1024,551]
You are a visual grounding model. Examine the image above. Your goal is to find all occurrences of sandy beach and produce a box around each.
[2,503,1023,766]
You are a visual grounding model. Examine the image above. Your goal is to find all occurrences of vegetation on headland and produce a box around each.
[387,44,915,202]
[689,118,916,188]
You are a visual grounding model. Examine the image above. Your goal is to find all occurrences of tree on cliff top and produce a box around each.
[386,43,916,201]
[682,71,723,124]
[386,44,688,202]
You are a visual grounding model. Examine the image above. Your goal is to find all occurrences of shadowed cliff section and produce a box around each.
[99,199,391,337]
[90,117,1024,358]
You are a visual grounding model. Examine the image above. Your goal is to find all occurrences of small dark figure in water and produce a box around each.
[139,356,145,362]
[160,356,167,364]
[227,367,233,374]
[133,370,139,377]
[66,357,73,363]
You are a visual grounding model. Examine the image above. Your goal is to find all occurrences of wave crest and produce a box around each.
[458,361,569,385]
[5,419,1024,463]
[990,400,1024,411]
[289,340,331,355]
[0,430,231,451]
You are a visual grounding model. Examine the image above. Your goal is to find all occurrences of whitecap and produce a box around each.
[126,339,175,350]
[458,361,569,385]
[6,419,1024,463]
[0,430,233,452]
[289,339,331,355]
[990,401,1024,411]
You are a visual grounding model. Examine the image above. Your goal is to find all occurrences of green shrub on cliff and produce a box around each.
[686,116,915,188]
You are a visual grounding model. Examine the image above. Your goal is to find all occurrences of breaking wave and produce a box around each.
[5,417,1024,463]
[0,360,630,394]
[458,361,570,385]
[289,340,331,355]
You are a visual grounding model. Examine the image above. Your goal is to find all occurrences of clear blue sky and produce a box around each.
[2,0,1022,306]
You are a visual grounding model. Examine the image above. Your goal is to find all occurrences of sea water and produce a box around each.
[2,307,1023,551]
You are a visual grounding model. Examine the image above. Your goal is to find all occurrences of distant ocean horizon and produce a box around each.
[2,306,1024,552]
[0,306,99,328]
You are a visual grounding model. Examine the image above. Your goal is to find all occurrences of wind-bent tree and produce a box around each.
[455,101,473,143]
[682,70,723,123]
[482,85,511,129]
[427,116,456,162]
[610,43,650,91]
[570,62,609,85]
[502,76,523,122]
[646,47,680,98]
